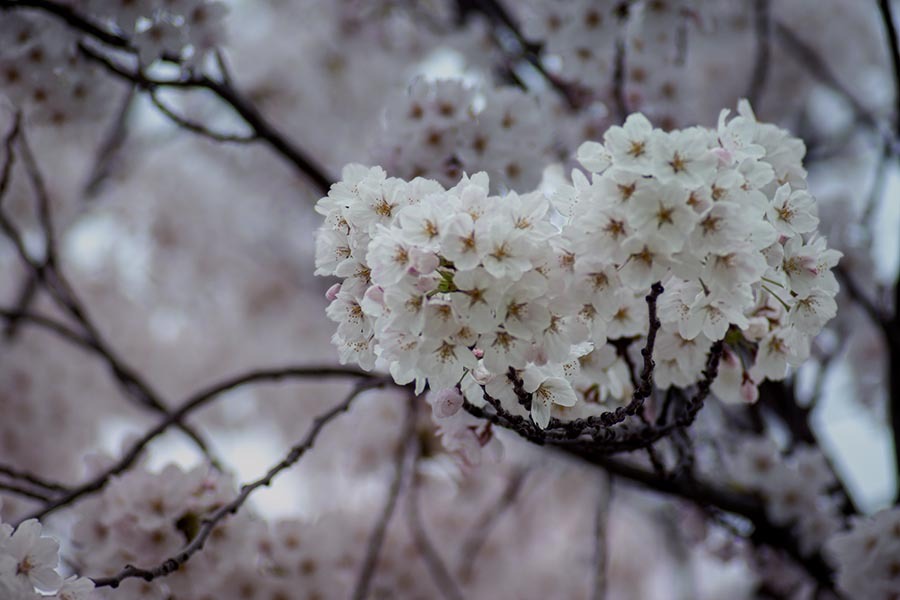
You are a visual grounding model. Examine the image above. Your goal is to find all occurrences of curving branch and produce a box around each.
[1,125,220,465]
[148,90,257,144]
[90,378,383,588]
[406,444,465,600]
[20,367,384,525]
[746,0,772,107]
[0,0,334,194]
[457,467,529,581]
[351,393,419,600]
[878,0,900,139]
[0,463,69,495]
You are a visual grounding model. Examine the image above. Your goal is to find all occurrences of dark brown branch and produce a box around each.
[835,264,890,333]
[774,22,881,132]
[20,367,383,525]
[2,0,333,193]
[91,379,382,588]
[77,43,333,193]
[746,0,771,107]
[352,393,418,600]
[406,445,465,600]
[570,454,839,596]
[149,90,257,143]
[591,475,613,600]
[457,467,529,580]
[455,0,586,110]
[84,86,137,199]
[0,481,53,502]
[0,0,130,49]
[2,272,39,339]
[1,128,220,464]
[0,463,69,494]
[878,0,900,139]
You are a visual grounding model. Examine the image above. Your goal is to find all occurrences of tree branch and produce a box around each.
[878,0,900,139]
[457,467,529,581]
[406,446,465,600]
[20,367,384,525]
[746,0,771,108]
[0,463,69,494]
[1,0,334,194]
[352,393,418,600]
[90,378,382,588]
[565,453,838,596]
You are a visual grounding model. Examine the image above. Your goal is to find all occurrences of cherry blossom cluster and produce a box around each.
[83,0,228,66]
[826,506,900,598]
[316,100,839,429]
[0,13,112,126]
[69,462,260,599]
[0,501,96,600]
[0,0,227,125]
[373,79,554,192]
[727,439,842,557]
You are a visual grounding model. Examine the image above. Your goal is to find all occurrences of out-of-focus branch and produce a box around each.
[455,0,587,110]
[746,0,771,107]
[20,368,385,525]
[0,463,69,494]
[457,467,529,580]
[352,393,418,600]
[774,22,883,135]
[835,265,891,333]
[1,126,220,464]
[149,90,257,144]
[571,453,839,597]
[406,446,465,600]
[759,379,858,515]
[78,43,333,193]
[91,379,381,588]
[1,0,334,194]
[878,0,900,139]
[2,272,38,339]
[0,481,53,503]
[591,474,613,600]
[0,0,129,48]
[83,86,137,199]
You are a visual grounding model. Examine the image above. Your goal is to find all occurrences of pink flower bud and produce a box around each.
[325,283,341,301]
[712,147,733,166]
[363,285,384,306]
[745,317,769,342]
[430,387,464,419]
[472,348,484,359]
[408,248,440,275]
[741,372,759,404]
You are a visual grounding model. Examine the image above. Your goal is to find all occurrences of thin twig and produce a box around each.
[878,0,900,139]
[406,442,465,600]
[457,467,529,580]
[0,464,70,494]
[352,393,418,600]
[83,85,137,199]
[0,481,53,503]
[591,474,613,600]
[1,128,221,464]
[91,379,383,588]
[149,90,257,143]
[571,453,839,597]
[774,22,881,132]
[2,272,39,339]
[20,367,382,525]
[746,0,771,107]
[2,0,333,192]
[835,264,890,332]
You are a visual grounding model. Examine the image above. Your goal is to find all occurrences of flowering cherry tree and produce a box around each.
[0,1,899,599]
